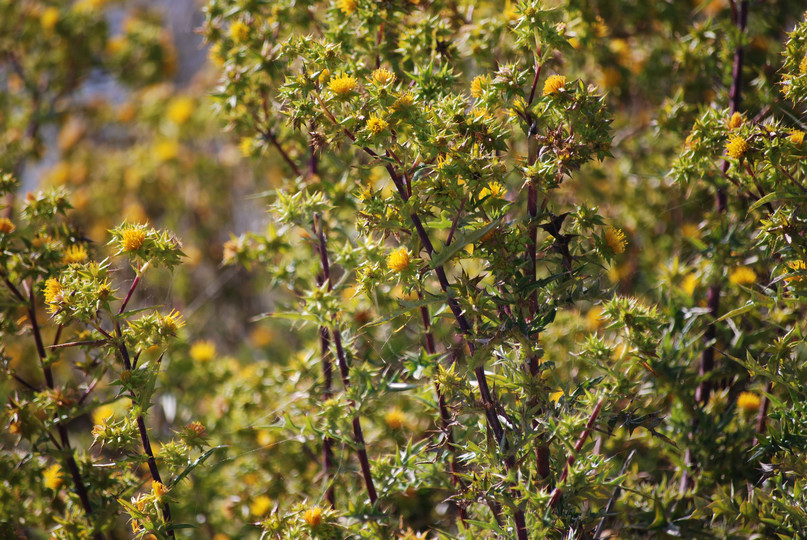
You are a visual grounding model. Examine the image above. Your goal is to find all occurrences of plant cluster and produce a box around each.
[2,0,807,538]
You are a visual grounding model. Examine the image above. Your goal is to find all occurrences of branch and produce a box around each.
[549,398,605,508]
[312,214,378,505]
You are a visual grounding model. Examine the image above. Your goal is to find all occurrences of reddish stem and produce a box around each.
[549,398,604,508]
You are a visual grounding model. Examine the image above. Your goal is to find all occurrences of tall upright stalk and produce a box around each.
[115,267,175,538]
[312,214,378,505]
[683,0,748,493]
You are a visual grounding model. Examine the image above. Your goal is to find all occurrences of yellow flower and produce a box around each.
[789,130,805,145]
[161,310,185,334]
[681,223,700,238]
[250,494,273,516]
[328,74,357,95]
[40,7,60,32]
[726,112,744,130]
[366,114,388,135]
[208,42,225,67]
[168,97,194,125]
[593,15,609,38]
[155,139,180,161]
[605,226,627,254]
[737,391,761,413]
[337,0,357,15]
[186,421,206,437]
[387,247,410,272]
[786,260,807,284]
[470,75,487,98]
[0,217,15,234]
[729,266,756,286]
[542,75,566,96]
[74,0,106,12]
[249,325,275,347]
[303,506,323,527]
[479,181,504,199]
[371,68,395,85]
[229,21,250,43]
[62,244,88,264]
[392,92,414,110]
[384,407,406,429]
[190,340,216,362]
[725,135,748,159]
[682,274,698,296]
[152,481,168,499]
[43,464,63,490]
[44,278,63,311]
[120,226,147,252]
[239,137,254,157]
[549,391,564,403]
[91,404,115,425]
[585,306,604,331]
[599,67,621,89]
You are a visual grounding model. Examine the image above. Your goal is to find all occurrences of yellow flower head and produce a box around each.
[371,68,395,85]
[392,92,414,110]
[786,259,807,284]
[681,223,700,238]
[91,404,115,425]
[366,114,388,135]
[250,494,273,516]
[229,21,250,43]
[384,407,406,429]
[387,247,410,272]
[40,7,60,32]
[729,266,756,286]
[168,97,194,125]
[120,226,147,252]
[161,309,185,335]
[0,217,15,234]
[155,139,180,161]
[605,226,627,254]
[790,130,805,145]
[543,75,566,96]
[239,136,255,157]
[585,306,604,331]
[44,278,62,307]
[470,75,488,98]
[186,421,207,437]
[726,135,748,159]
[303,506,323,527]
[337,0,357,15]
[479,181,505,199]
[737,391,761,413]
[329,74,357,95]
[43,464,63,490]
[62,244,88,264]
[726,112,744,130]
[190,340,216,362]
[152,481,168,499]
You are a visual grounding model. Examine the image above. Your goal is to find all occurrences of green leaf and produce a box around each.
[715,301,755,322]
[251,311,318,324]
[167,445,227,489]
[428,217,503,269]
[748,191,805,213]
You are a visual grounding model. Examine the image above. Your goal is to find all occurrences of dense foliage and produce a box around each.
[2,0,807,538]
